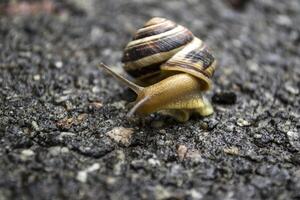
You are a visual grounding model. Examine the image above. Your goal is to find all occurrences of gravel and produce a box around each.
[0,0,299,199]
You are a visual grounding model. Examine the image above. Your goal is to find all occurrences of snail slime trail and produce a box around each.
[99,17,217,122]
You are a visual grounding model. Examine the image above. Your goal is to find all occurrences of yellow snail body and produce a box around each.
[99,17,217,122]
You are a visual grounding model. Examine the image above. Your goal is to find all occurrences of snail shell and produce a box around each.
[121,17,216,90]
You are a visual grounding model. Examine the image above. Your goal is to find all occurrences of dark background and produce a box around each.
[0,0,299,199]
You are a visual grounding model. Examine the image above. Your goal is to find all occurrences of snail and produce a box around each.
[99,17,217,122]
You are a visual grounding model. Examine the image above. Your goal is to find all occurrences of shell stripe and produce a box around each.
[126,62,163,78]
[143,17,167,27]
[163,61,211,78]
[184,49,215,69]
[123,46,185,71]
[122,29,193,62]
[134,22,177,40]
[126,25,191,48]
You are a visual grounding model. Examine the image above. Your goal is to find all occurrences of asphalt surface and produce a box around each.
[0,0,299,199]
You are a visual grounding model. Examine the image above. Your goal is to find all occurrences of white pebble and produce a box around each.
[76,163,100,183]
[55,61,63,68]
[21,149,35,161]
[33,74,41,81]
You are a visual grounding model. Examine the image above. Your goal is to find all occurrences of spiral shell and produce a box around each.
[121,17,216,90]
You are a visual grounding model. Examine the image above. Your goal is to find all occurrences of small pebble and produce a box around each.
[57,117,75,130]
[31,121,39,131]
[284,82,299,95]
[148,158,160,167]
[199,121,208,130]
[55,95,69,103]
[76,171,88,183]
[89,102,103,109]
[106,176,117,185]
[212,91,237,105]
[111,101,126,110]
[237,118,251,127]
[254,134,262,139]
[33,74,41,81]
[76,163,100,183]
[49,146,69,156]
[21,149,35,161]
[276,15,292,26]
[55,61,63,68]
[107,127,134,146]
[92,86,101,93]
[57,132,76,141]
[223,146,239,155]
[57,114,87,130]
[187,189,203,199]
[287,131,300,150]
[154,185,172,200]
[177,144,188,161]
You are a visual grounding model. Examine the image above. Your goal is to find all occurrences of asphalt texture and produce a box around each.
[0,0,299,199]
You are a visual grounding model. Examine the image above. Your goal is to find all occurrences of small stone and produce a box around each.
[76,171,87,183]
[106,176,117,185]
[237,118,251,127]
[49,146,69,156]
[154,185,172,200]
[61,147,69,153]
[55,95,69,103]
[254,134,262,139]
[223,146,239,155]
[31,121,39,131]
[186,149,203,164]
[207,119,219,130]
[284,82,299,95]
[89,102,103,109]
[55,61,63,68]
[287,131,300,150]
[187,189,203,199]
[57,117,75,130]
[148,158,160,167]
[20,149,35,161]
[212,91,237,105]
[92,86,101,93]
[76,114,88,124]
[107,127,134,146]
[86,163,100,172]
[247,61,259,72]
[111,101,126,110]
[76,163,100,183]
[57,132,76,141]
[33,74,41,81]
[60,132,75,137]
[57,114,87,129]
[177,145,188,161]
[199,121,208,130]
[276,15,292,26]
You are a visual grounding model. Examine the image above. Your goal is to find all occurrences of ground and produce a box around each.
[0,0,299,199]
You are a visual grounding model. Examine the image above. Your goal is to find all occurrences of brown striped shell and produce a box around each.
[121,17,216,90]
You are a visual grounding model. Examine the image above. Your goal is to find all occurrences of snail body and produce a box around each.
[99,17,216,122]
